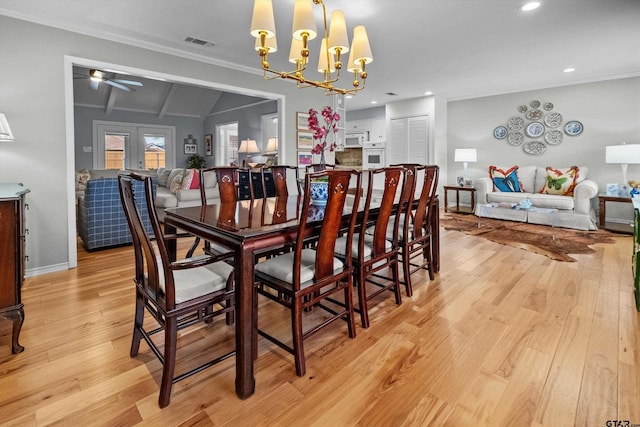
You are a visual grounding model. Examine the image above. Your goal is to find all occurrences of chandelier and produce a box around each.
[250,0,373,96]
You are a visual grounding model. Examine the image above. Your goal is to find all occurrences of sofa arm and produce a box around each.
[573,179,598,215]
[473,177,493,204]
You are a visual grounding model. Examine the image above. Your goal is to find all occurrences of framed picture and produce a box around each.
[204,134,213,156]
[297,131,314,149]
[297,151,313,167]
[184,143,197,155]
[296,112,310,130]
[606,183,619,196]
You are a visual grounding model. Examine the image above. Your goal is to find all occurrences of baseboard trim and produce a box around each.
[25,262,71,278]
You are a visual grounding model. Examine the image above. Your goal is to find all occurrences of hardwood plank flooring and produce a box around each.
[0,216,639,426]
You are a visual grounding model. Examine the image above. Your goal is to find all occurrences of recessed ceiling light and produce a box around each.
[521,2,541,11]
[370,100,378,104]
[424,91,434,96]
[563,67,576,73]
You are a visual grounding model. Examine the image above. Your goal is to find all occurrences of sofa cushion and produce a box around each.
[157,168,172,187]
[489,165,522,192]
[76,168,91,192]
[180,169,200,190]
[155,186,178,208]
[539,166,580,196]
[527,193,575,210]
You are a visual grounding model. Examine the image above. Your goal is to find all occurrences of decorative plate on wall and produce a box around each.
[565,121,584,136]
[530,100,541,108]
[526,109,543,120]
[508,132,524,146]
[523,140,547,155]
[518,105,528,113]
[543,102,554,111]
[507,116,525,131]
[493,126,508,139]
[525,121,545,138]
[544,130,563,145]
[543,112,563,128]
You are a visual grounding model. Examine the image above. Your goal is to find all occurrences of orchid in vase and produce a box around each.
[307,106,340,167]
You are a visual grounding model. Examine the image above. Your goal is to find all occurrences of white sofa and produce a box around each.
[154,168,220,221]
[473,165,599,230]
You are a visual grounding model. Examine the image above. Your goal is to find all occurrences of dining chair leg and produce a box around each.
[345,282,356,338]
[402,248,414,297]
[130,292,145,357]
[425,238,435,281]
[392,258,402,305]
[292,298,306,376]
[159,317,178,408]
[356,268,370,329]
[253,286,259,361]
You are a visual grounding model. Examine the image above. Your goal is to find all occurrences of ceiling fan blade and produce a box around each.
[105,80,133,92]
[90,80,100,90]
[112,79,143,86]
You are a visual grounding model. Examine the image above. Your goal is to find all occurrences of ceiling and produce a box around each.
[2,0,640,112]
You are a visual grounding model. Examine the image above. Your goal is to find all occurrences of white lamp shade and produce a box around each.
[454,148,477,163]
[317,38,336,73]
[250,0,276,38]
[0,113,15,142]
[349,26,373,65]
[328,10,349,55]
[255,34,277,52]
[605,144,640,164]
[239,139,260,154]
[292,0,317,41]
[289,37,305,63]
[264,137,278,153]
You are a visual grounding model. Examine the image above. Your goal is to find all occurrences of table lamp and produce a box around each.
[0,113,15,142]
[605,143,640,185]
[238,139,260,166]
[454,148,477,185]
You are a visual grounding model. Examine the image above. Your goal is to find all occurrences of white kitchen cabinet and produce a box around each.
[369,118,386,142]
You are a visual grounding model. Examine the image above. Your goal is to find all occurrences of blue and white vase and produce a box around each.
[309,181,329,206]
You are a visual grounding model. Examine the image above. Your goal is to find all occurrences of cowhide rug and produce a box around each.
[440,213,617,262]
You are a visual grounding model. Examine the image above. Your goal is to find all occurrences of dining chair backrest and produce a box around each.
[412,165,439,236]
[391,163,422,224]
[269,165,302,197]
[363,166,405,255]
[118,173,176,309]
[200,166,240,204]
[297,169,361,284]
[305,163,336,173]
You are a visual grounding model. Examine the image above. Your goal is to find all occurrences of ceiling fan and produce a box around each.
[75,69,143,92]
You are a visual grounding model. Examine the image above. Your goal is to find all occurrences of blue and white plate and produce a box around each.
[564,120,583,136]
[493,126,508,139]
[525,121,545,138]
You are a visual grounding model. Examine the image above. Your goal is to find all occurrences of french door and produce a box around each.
[93,121,176,170]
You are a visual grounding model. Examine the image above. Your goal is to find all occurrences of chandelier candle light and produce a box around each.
[250,0,373,95]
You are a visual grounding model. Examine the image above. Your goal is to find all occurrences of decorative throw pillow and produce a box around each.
[75,168,91,191]
[489,165,522,192]
[179,169,200,190]
[169,172,184,195]
[156,168,172,187]
[540,166,580,196]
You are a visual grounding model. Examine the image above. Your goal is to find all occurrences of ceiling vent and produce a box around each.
[385,92,399,96]
[184,36,215,47]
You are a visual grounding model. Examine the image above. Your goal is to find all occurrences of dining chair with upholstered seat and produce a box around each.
[268,165,302,197]
[254,169,361,376]
[118,173,235,408]
[395,164,439,296]
[334,166,405,328]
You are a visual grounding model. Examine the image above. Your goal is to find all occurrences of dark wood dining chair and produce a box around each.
[118,173,235,408]
[395,164,440,296]
[198,166,240,261]
[254,169,362,376]
[267,165,302,197]
[334,166,405,328]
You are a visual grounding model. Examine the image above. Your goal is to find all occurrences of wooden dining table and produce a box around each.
[163,194,439,399]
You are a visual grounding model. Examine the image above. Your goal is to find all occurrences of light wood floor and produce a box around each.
[1,217,639,426]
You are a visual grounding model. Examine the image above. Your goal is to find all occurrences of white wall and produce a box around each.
[448,76,640,221]
[0,16,325,274]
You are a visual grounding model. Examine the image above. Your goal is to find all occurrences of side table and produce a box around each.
[444,185,475,214]
[598,194,633,234]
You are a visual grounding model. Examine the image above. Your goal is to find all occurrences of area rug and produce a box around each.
[440,214,617,262]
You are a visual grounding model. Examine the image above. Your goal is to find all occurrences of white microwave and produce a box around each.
[345,132,368,147]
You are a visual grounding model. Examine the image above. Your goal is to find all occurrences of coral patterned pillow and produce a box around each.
[180,169,200,190]
[489,165,522,192]
[540,166,579,196]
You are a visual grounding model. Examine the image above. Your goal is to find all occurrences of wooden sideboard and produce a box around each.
[0,183,29,354]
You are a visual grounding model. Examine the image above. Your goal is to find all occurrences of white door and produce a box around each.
[216,122,239,166]
[94,121,175,170]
